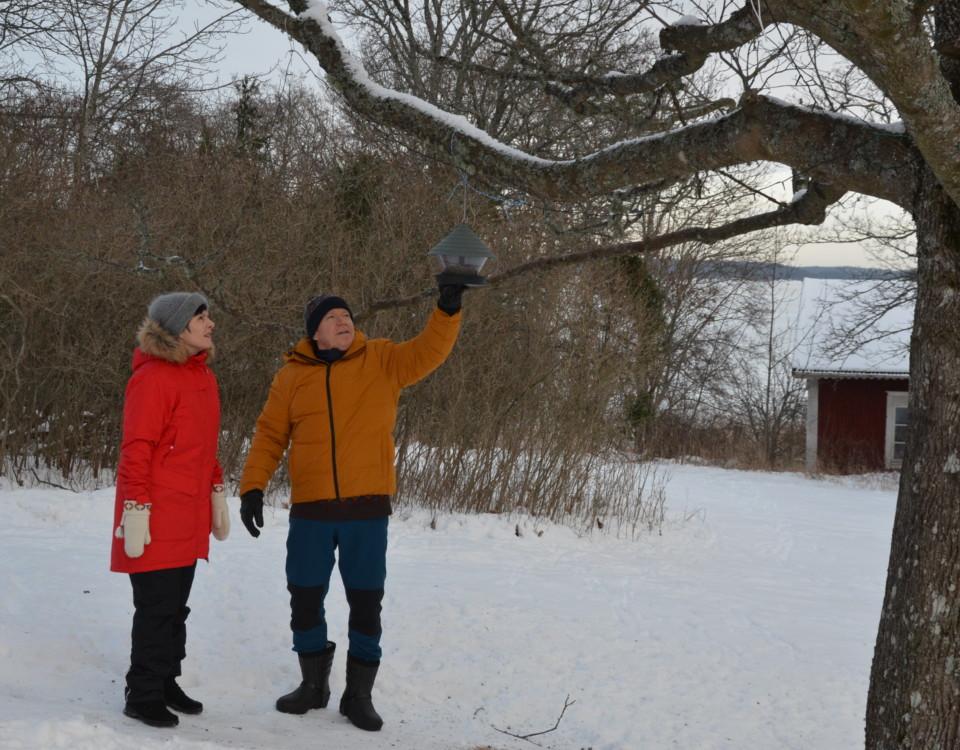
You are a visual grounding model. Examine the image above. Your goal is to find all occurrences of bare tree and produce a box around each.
[227,0,960,744]
[0,0,69,98]
[31,0,244,180]
[723,238,806,467]
[806,200,919,364]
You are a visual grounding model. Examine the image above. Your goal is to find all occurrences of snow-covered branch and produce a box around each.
[232,0,916,206]
[658,0,960,208]
[659,4,770,57]
[772,0,960,209]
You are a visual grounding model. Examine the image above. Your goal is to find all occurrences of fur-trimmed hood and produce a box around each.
[136,318,215,364]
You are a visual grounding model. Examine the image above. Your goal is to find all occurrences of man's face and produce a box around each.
[179,310,215,355]
[313,308,355,351]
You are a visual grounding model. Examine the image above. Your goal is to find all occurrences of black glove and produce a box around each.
[436,273,468,315]
[240,489,264,538]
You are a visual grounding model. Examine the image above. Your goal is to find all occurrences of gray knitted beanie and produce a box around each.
[148,292,209,335]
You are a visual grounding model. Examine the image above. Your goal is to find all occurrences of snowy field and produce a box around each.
[0,464,896,750]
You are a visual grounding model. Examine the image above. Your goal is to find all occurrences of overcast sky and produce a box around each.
[187,2,318,82]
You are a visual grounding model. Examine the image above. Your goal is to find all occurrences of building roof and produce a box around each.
[791,278,913,379]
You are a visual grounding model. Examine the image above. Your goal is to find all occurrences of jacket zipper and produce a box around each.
[324,363,341,500]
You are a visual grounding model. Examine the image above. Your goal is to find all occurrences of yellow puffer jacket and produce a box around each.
[240,308,461,502]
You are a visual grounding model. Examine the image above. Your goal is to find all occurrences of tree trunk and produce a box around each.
[865,165,960,748]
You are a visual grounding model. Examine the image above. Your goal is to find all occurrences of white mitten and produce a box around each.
[115,500,152,558]
[211,485,230,541]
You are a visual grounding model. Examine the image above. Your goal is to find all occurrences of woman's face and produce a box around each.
[180,310,215,355]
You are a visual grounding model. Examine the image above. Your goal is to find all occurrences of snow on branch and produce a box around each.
[774,0,960,209]
[233,0,915,205]
[659,4,770,56]
[657,0,960,213]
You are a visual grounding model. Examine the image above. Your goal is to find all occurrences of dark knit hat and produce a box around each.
[148,292,209,335]
[304,294,352,338]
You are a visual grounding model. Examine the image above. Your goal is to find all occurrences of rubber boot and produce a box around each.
[339,654,383,731]
[276,641,336,714]
[164,677,203,714]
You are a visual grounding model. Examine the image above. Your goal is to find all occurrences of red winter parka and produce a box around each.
[110,319,223,574]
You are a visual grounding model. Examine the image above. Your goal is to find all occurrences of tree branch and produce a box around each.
[413,40,735,128]
[233,0,301,34]
[656,0,960,207]
[663,5,769,49]
[421,41,712,101]
[542,79,734,122]
[765,0,960,209]
[355,182,845,321]
[231,0,916,207]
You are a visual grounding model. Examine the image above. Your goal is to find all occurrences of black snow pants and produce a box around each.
[125,563,196,702]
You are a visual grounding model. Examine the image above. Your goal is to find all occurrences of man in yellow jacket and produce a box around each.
[238,282,464,732]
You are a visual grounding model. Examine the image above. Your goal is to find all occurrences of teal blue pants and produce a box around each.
[285,516,388,662]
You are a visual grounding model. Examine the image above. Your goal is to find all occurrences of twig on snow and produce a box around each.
[492,694,575,745]
[30,469,75,492]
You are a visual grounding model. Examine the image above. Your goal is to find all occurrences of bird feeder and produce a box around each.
[427,223,496,287]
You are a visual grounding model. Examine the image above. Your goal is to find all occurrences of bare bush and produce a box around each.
[1,83,671,532]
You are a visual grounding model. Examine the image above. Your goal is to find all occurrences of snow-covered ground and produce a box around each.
[0,465,896,750]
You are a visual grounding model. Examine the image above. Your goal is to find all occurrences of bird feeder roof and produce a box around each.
[427,223,496,259]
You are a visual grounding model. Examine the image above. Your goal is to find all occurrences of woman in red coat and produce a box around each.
[111,292,229,728]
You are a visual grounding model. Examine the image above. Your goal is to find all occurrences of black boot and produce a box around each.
[164,677,203,714]
[123,694,179,728]
[276,642,336,714]
[339,654,383,731]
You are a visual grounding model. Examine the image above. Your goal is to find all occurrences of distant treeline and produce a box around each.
[692,260,914,281]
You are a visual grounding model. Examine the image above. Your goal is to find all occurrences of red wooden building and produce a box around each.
[791,280,912,473]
